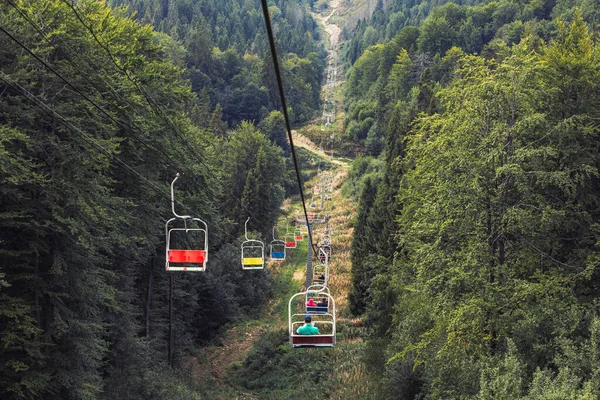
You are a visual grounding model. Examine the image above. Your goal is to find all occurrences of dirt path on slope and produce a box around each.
[291,129,346,166]
[313,0,341,47]
[323,0,341,46]
[190,262,291,385]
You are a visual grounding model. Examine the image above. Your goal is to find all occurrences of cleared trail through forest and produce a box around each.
[291,129,346,166]
[313,0,341,47]
[193,151,355,397]
[193,1,367,395]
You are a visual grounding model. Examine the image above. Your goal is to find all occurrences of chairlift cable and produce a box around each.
[56,0,236,205]
[59,0,267,230]
[0,23,184,173]
[260,0,314,248]
[4,0,141,115]
[1,14,262,234]
[0,72,200,216]
[59,0,208,157]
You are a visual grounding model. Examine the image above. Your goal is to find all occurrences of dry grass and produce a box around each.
[292,270,305,281]
[303,166,355,313]
[190,325,265,384]
[335,0,379,31]
[280,198,292,213]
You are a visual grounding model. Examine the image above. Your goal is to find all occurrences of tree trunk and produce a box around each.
[168,274,174,367]
[145,257,154,337]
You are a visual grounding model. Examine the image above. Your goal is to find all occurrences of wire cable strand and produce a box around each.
[260,0,314,248]
[0,71,202,218]
[0,23,182,173]
[1,12,260,233]
[55,0,265,229]
[59,0,210,157]
[1,4,224,199]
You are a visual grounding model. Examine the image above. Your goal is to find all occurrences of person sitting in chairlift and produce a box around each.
[306,298,317,307]
[317,299,328,307]
[297,315,320,335]
[318,273,325,281]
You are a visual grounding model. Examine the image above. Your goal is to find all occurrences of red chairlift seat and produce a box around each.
[165,174,209,272]
[165,219,208,272]
[291,335,334,347]
[168,249,206,264]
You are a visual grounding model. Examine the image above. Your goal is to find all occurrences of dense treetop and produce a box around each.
[347,1,600,396]
[110,0,326,125]
[0,0,294,398]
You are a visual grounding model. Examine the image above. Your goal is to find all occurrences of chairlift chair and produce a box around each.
[318,243,331,262]
[316,245,332,261]
[323,244,332,260]
[289,291,336,348]
[294,228,303,242]
[241,218,265,270]
[165,174,208,272]
[312,262,328,286]
[305,285,331,314]
[270,226,286,261]
[284,232,297,249]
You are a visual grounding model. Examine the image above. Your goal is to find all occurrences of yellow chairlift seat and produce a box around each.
[242,257,264,265]
[241,218,265,270]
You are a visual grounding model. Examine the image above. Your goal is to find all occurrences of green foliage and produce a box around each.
[341,156,384,201]
[227,328,334,397]
[350,8,600,399]
[258,110,290,155]
[111,0,326,125]
[0,0,292,398]
[222,121,286,238]
[342,0,600,157]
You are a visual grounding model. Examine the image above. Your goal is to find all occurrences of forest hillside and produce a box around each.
[2,0,600,399]
[346,0,600,398]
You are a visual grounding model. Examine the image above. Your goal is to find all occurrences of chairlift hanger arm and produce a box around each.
[171,173,191,219]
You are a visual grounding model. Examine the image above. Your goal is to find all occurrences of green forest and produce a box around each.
[346,0,600,397]
[2,0,600,398]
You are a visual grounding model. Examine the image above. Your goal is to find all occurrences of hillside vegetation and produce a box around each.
[346,0,600,397]
[3,0,600,398]
[0,0,307,397]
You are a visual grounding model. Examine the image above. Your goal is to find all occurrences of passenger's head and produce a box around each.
[304,315,312,323]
